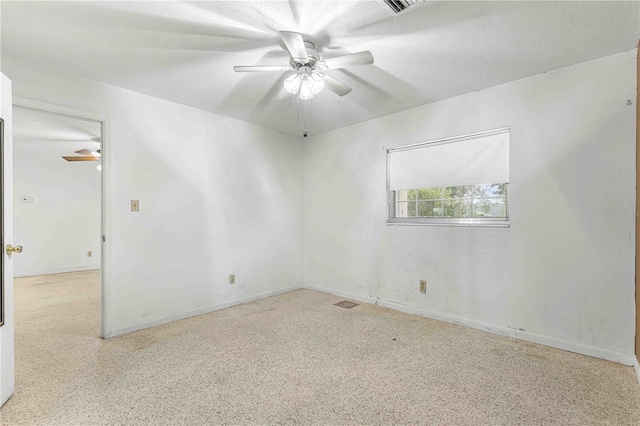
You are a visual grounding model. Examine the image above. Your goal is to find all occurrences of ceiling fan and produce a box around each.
[234,31,374,99]
[62,149,101,162]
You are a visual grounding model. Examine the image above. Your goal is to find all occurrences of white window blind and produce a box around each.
[389,129,509,191]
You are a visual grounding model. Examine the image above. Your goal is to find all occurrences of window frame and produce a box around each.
[386,128,510,227]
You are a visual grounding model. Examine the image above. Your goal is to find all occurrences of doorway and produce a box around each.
[11,100,106,338]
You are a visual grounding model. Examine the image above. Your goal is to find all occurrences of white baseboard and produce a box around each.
[104,282,637,369]
[304,284,378,305]
[105,284,303,338]
[303,284,636,366]
[15,265,100,278]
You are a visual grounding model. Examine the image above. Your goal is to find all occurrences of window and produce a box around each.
[387,128,509,226]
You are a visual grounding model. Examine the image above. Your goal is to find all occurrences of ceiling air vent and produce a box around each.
[381,0,417,14]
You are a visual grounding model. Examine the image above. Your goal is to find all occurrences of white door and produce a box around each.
[0,72,16,406]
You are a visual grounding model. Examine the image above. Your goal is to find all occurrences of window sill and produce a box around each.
[387,220,510,228]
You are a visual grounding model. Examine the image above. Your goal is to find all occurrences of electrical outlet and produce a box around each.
[87,251,92,257]
[131,200,139,212]
[420,280,427,293]
[229,274,235,285]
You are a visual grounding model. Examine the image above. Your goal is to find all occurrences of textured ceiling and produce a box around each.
[2,1,639,136]
[13,107,101,154]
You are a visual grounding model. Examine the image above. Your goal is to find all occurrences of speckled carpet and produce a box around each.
[1,270,639,425]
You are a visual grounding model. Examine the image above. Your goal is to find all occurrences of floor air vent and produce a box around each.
[334,300,359,309]
[382,0,417,14]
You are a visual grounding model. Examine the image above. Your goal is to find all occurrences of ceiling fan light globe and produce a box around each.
[299,91,314,100]
[284,74,302,94]
[299,80,314,100]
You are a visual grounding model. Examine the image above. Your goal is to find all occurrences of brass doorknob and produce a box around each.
[6,244,23,255]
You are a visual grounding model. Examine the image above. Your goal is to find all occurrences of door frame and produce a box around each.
[0,116,4,328]
[12,97,111,338]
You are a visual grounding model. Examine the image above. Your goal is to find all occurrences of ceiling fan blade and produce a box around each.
[233,65,291,72]
[75,149,93,156]
[324,75,352,97]
[75,149,101,157]
[279,31,309,63]
[63,156,100,162]
[323,51,374,69]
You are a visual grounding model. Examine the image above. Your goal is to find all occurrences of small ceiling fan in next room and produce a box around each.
[233,31,374,100]
[62,149,100,162]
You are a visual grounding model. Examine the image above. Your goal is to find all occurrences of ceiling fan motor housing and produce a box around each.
[290,40,326,71]
[298,66,312,76]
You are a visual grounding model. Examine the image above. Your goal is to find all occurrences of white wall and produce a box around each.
[2,50,636,363]
[13,140,101,277]
[303,51,637,362]
[1,56,303,337]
